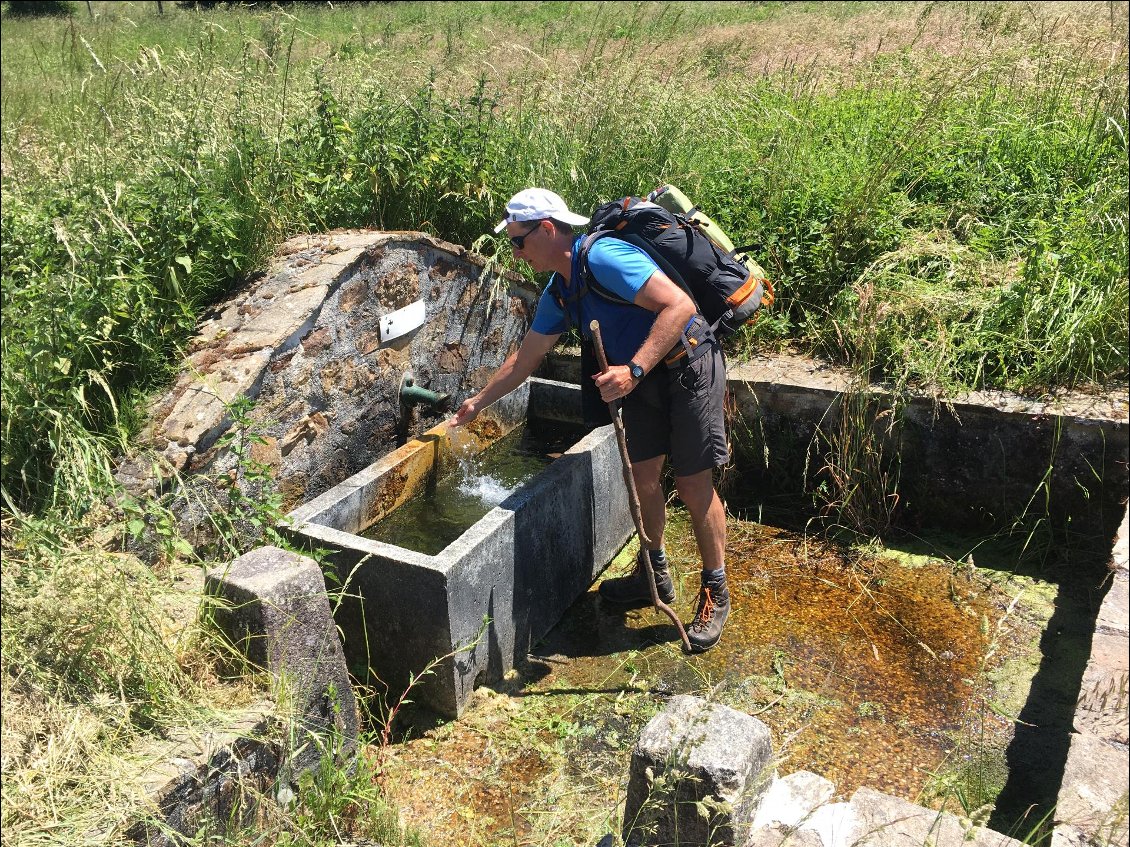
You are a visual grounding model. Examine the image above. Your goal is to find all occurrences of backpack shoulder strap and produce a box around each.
[605,231,700,312]
[576,231,635,306]
[547,271,582,332]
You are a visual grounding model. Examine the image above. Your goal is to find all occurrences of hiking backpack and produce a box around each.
[572,186,774,339]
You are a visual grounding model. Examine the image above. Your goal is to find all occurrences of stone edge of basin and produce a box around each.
[547,347,1129,425]
[1051,503,1130,847]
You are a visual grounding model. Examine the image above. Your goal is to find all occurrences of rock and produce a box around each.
[161,350,271,449]
[127,710,280,846]
[1074,631,1130,745]
[624,695,775,846]
[744,825,825,847]
[793,802,858,847]
[848,786,1023,847]
[281,412,330,458]
[225,284,328,355]
[752,771,837,830]
[204,546,359,786]
[1053,733,1130,847]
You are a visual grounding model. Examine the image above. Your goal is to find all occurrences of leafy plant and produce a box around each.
[268,733,426,847]
[211,394,290,551]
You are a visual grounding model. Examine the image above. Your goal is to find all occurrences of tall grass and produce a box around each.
[3,1,1125,516]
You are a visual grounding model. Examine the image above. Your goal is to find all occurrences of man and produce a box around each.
[450,188,732,652]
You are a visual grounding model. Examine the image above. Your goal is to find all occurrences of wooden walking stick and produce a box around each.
[590,320,692,653]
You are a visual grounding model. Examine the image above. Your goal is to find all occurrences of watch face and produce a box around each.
[630,363,645,380]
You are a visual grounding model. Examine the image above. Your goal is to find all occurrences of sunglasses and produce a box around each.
[509,222,543,250]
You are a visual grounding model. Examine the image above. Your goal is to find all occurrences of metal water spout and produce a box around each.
[399,371,451,414]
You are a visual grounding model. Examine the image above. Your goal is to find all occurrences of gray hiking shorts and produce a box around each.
[621,342,729,477]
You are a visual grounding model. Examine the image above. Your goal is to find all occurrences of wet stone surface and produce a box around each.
[379,513,1055,846]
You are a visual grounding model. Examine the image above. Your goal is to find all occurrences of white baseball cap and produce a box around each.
[494,188,590,233]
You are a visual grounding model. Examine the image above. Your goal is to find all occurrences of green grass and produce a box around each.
[2,0,1126,514]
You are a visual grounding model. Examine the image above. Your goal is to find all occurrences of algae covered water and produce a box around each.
[382,517,1069,847]
[361,422,585,555]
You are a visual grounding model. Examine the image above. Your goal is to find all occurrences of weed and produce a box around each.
[263,733,426,847]
[211,394,291,551]
[807,281,907,539]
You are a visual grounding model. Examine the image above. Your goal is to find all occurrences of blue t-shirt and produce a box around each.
[530,236,660,365]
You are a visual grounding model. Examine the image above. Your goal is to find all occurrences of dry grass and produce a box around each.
[696,2,1127,76]
[443,2,1129,96]
[0,511,264,846]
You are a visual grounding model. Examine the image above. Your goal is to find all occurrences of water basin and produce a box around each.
[362,420,588,556]
[286,378,634,718]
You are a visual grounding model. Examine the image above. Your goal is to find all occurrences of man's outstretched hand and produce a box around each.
[449,397,479,428]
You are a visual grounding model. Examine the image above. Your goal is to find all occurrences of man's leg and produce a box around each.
[598,454,675,606]
[673,468,725,572]
[675,468,730,652]
[632,454,667,550]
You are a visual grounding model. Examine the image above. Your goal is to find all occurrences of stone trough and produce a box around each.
[285,377,632,718]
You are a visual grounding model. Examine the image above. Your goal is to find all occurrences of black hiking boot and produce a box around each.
[599,550,676,608]
[687,572,731,653]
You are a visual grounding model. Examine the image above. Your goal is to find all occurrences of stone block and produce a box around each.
[1096,570,1129,637]
[227,284,328,355]
[624,695,775,846]
[290,245,368,291]
[753,771,837,830]
[1054,733,1130,847]
[792,801,858,847]
[205,546,359,784]
[162,349,271,449]
[744,825,825,847]
[849,787,1024,847]
[1075,631,1130,744]
[128,720,280,846]
[1111,507,1129,574]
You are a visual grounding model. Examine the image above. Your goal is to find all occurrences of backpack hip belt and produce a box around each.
[663,315,715,367]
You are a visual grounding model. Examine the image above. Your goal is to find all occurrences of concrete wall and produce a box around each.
[1053,506,1130,847]
[287,379,633,718]
[544,351,1129,546]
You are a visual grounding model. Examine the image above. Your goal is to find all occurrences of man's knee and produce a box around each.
[674,469,717,513]
[631,456,665,493]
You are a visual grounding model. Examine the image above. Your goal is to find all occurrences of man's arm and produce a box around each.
[593,270,695,402]
[449,329,561,426]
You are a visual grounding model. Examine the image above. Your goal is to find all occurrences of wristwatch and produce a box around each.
[628,361,645,381]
